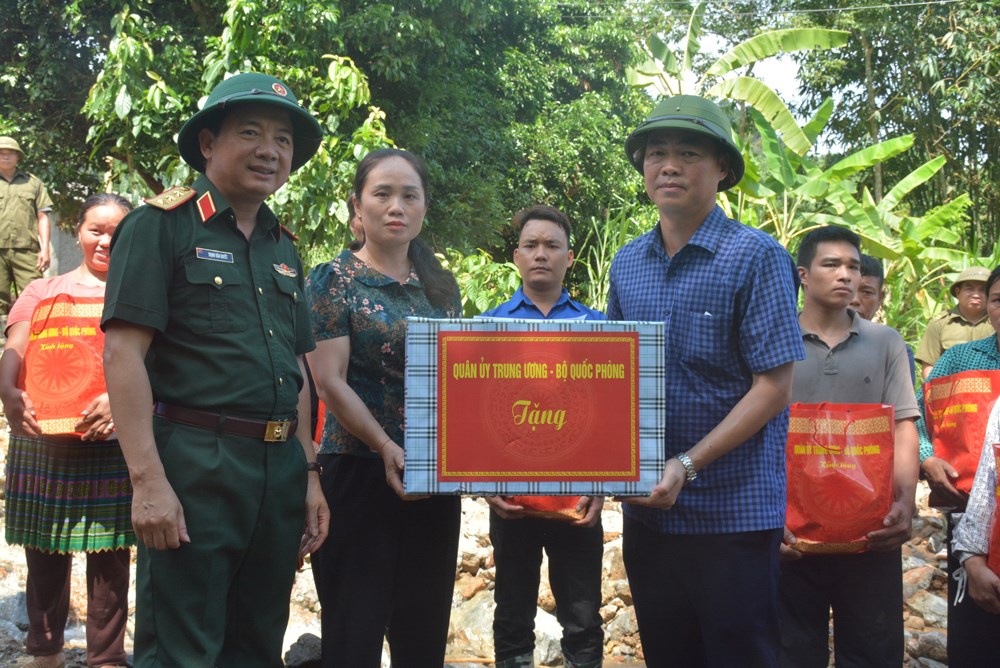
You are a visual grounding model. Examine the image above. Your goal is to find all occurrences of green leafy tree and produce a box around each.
[82,0,388,252]
[0,0,123,219]
[788,0,1000,253]
[627,1,849,156]
[336,0,651,252]
[732,104,974,344]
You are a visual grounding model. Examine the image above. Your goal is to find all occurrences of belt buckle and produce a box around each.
[264,420,290,442]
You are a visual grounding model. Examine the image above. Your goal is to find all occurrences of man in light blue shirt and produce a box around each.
[480,205,604,668]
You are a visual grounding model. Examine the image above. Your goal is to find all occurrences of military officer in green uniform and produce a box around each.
[0,136,52,326]
[102,73,329,667]
[916,266,993,379]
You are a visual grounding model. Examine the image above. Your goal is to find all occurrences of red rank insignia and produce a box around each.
[197,192,216,223]
[272,83,288,96]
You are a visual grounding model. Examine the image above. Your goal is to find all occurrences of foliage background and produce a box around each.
[2,0,997,347]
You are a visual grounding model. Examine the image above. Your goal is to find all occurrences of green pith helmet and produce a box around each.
[950,266,991,297]
[0,137,25,158]
[177,72,323,173]
[624,95,745,191]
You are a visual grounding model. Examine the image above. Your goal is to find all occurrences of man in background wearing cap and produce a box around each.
[915,266,992,380]
[102,73,329,667]
[0,136,52,334]
[607,96,803,667]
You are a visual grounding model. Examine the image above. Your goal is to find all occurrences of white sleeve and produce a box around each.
[953,399,1000,558]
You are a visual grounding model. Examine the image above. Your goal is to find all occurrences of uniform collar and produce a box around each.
[194,174,281,241]
[947,306,988,326]
[0,167,29,184]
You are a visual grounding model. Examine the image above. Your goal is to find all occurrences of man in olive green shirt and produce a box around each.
[0,136,52,322]
[915,266,993,379]
[102,73,329,667]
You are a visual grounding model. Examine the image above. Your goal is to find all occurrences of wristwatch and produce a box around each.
[675,453,697,484]
[306,461,323,476]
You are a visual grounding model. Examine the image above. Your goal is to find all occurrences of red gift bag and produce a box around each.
[786,403,895,554]
[18,294,106,436]
[924,370,1000,508]
[505,496,584,522]
[987,444,1000,577]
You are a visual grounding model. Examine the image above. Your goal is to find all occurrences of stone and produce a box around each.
[914,659,947,668]
[912,631,948,662]
[904,565,936,600]
[533,608,563,666]
[459,551,481,574]
[602,544,626,581]
[457,573,488,600]
[448,589,496,660]
[606,606,639,642]
[284,632,321,667]
[906,590,949,628]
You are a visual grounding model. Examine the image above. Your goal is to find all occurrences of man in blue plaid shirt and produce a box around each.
[608,96,804,667]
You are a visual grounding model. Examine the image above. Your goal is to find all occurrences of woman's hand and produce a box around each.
[380,440,427,501]
[1,388,41,437]
[965,555,1000,614]
[76,393,115,441]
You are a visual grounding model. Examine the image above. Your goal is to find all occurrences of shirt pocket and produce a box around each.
[182,258,247,333]
[677,309,736,372]
[268,273,301,341]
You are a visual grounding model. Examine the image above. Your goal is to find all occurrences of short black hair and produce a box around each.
[859,254,884,288]
[512,205,572,246]
[796,225,862,270]
[986,266,1000,297]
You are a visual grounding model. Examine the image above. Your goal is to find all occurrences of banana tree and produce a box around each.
[627,1,849,156]
[730,105,975,343]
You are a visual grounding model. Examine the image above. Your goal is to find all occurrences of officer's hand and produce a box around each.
[299,475,329,558]
[76,393,115,441]
[132,476,190,550]
[485,496,525,520]
[380,440,428,501]
[573,496,604,527]
[36,248,50,273]
[921,457,967,508]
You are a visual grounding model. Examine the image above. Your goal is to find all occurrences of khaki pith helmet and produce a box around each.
[0,137,25,159]
[950,266,990,297]
[177,72,323,173]
[624,95,745,191]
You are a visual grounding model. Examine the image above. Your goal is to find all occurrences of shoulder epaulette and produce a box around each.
[280,224,299,242]
[145,186,197,211]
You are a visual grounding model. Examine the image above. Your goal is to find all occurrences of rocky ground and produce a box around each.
[0,425,954,666]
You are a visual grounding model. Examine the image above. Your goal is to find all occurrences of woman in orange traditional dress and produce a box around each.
[1,193,134,668]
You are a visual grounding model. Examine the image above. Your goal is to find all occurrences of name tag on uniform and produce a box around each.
[196,247,234,263]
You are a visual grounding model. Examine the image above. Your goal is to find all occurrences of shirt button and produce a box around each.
[268,329,274,337]
[258,287,264,295]
[278,377,284,385]
[214,276,223,286]
[292,292,298,303]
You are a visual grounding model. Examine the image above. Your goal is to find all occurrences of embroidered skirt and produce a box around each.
[4,434,135,553]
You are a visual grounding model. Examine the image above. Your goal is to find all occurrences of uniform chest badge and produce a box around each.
[274,263,297,277]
